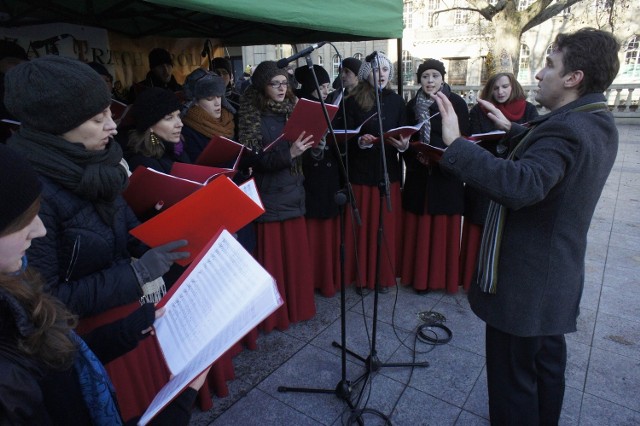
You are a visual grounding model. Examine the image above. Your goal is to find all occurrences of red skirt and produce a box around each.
[306,216,341,297]
[344,182,403,289]
[77,301,242,421]
[400,211,461,293]
[459,220,483,291]
[256,216,316,332]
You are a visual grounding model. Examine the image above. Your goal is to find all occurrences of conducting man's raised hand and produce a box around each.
[432,92,461,146]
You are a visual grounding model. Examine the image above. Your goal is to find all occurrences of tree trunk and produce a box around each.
[490,15,524,77]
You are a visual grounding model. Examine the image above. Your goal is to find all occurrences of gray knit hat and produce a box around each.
[4,56,112,135]
[133,87,182,132]
[182,68,235,114]
[0,144,41,235]
[251,60,288,91]
[357,52,393,83]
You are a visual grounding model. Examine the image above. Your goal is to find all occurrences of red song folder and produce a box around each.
[264,97,339,150]
[195,135,245,169]
[129,176,265,266]
[170,162,236,184]
[123,167,203,218]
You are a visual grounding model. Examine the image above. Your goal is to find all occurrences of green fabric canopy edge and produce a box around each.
[146,0,404,40]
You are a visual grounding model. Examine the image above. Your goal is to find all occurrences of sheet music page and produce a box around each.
[238,178,264,210]
[138,230,282,425]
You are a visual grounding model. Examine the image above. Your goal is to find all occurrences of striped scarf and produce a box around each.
[475,101,609,294]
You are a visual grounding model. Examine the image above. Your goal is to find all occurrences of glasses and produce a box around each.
[268,80,289,89]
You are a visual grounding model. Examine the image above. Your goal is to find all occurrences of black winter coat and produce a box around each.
[465,101,539,224]
[402,86,470,215]
[0,284,193,425]
[26,175,146,317]
[339,88,406,186]
[253,111,306,223]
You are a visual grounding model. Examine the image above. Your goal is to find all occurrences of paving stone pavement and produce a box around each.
[189,123,640,426]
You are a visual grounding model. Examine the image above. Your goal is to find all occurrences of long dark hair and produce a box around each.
[0,199,78,370]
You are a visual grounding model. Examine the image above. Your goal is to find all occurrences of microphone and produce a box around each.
[365,51,378,62]
[276,42,327,68]
[31,34,71,49]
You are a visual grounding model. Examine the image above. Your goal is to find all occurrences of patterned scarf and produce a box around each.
[476,101,610,294]
[182,104,235,139]
[238,85,301,174]
[70,331,123,426]
[8,128,128,226]
[414,90,435,144]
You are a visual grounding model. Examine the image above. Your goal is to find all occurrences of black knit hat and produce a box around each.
[0,144,42,235]
[133,87,182,132]
[4,56,112,135]
[417,59,446,80]
[251,60,288,91]
[211,57,233,77]
[148,48,173,69]
[0,39,28,62]
[341,57,362,76]
[294,65,330,91]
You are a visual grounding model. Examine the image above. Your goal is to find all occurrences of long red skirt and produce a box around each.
[306,216,342,297]
[256,217,316,332]
[344,182,403,290]
[400,211,462,293]
[459,220,483,291]
[76,301,241,421]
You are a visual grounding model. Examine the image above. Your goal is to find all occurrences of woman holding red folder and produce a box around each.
[125,87,191,175]
[400,59,469,294]
[0,143,209,425]
[181,69,237,163]
[238,60,316,332]
[339,52,408,294]
[295,64,343,297]
[3,56,208,421]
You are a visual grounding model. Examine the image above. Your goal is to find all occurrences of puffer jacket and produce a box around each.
[26,175,145,317]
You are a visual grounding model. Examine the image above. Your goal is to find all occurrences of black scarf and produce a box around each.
[8,127,128,226]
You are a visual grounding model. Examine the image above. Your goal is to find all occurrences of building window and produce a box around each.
[447,58,468,85]
[518,44,530,80]
[317,55,324,66]
[402,50,413,84]
[354,53,364,62]
[546,43,554,56]
[404,2,413,29]
[623,35,640,78]
[517,0,533,11]
[332,54,341,80]
[275,44,285,59]
[454,9,468,24]
[427,0,440,27]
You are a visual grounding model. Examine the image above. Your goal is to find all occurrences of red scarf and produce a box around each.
[481,98,527,122]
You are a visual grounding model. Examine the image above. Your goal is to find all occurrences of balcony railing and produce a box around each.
[395,84,640,119]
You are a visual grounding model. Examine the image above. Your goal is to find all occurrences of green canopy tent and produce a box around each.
[0,0,403,44]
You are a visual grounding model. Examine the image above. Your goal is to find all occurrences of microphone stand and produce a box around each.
[334,52,428,392]
[277,54,362,420]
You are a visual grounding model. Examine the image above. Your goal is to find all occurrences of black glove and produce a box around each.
[131,240,190,284]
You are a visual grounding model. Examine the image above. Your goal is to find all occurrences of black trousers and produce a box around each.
[485,324,567,426]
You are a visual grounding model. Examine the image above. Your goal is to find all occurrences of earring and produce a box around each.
[150,131,160,146]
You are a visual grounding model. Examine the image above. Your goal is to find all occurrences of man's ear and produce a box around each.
[564,70,584,89]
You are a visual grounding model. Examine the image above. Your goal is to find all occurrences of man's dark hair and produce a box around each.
[554,28,620,95]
